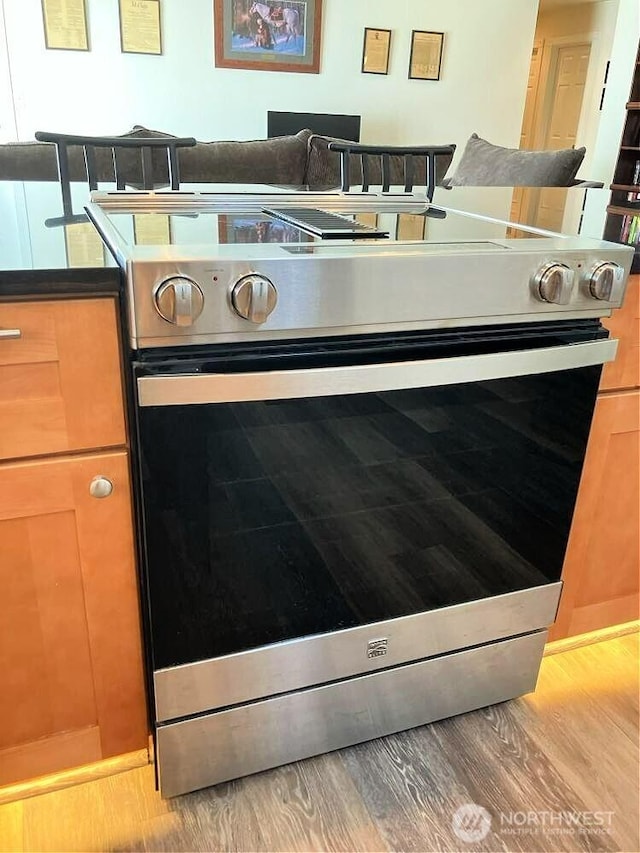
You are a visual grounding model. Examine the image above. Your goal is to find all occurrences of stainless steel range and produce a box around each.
[87,186,632,799]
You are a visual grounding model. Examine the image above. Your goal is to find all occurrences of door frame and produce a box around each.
[533,35,593,151]
[523,34,593,230]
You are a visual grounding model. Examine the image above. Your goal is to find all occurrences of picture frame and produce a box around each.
[133,213,172,245]
[396,213,426,241]
[64,222,106,268]
[41,0,89,51]
[119,0,163,56]
[218,214,313,244]
[355,212,379,229]
[361,27,391,75]
[214,0,323,74]
[408,30,444,81]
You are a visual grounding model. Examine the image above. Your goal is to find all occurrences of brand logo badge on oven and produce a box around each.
[367,638,388,659]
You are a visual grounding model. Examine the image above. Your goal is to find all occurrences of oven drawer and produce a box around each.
[0,299,126,460]
[154,582,561,721]
[156,628,547,798]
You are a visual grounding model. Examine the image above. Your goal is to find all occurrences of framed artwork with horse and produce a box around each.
[214,0,323,73]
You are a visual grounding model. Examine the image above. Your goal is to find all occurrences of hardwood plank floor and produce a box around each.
[0,635,637,853]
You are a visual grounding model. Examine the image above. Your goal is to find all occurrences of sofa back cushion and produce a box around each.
[304,134,455,189]
[179,129,311,185]
[447,133,586,186]
[0,127,311,187]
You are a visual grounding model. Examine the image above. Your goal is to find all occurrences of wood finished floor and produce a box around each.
[0,634,637,853]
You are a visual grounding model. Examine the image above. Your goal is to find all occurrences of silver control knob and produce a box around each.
[587,261,624,302]
[533,263,575,305]
[231,274,277,324]
[89,476,113,499]
[154,276,204,326]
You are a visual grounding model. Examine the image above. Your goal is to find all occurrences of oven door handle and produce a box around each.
[136,339,617,407]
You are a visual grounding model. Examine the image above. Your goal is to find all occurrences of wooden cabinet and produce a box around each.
[601,273,640,391]
[0,299,125,461]
[0,298,147,789]
[551,390,639,640]
[552,276,640,641]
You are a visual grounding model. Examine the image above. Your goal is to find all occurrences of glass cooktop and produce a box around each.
[93,185,555,252]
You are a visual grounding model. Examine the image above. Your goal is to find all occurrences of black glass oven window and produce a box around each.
[138,366,600,670]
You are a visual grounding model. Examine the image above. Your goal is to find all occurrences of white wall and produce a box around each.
[0,1,17,141]
[1,0,539,161]
[581,0,640,238]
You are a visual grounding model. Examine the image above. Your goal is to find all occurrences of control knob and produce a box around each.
[533,262,575,305]
[586,261,624,302]
[154,276,204,326]
[231,274,277,324]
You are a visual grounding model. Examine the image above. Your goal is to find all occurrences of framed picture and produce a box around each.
[408,30,444,81]
[64,222,106,268]
[133,214,172,245]
[361,28,391,75]
[41,0,89,51]
[355,212,379,229]
[218,214,313,244]
[214,0,323,74]
[396,213,426,241]
[119,0,162,55]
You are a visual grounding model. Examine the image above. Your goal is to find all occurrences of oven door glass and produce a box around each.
[135,325,606,670]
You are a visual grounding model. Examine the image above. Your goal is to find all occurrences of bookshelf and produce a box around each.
[604,39,640,271]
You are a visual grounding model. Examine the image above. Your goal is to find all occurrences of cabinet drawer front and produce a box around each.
[0,299,126,460]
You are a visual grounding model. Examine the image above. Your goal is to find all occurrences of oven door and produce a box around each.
[134,322,614,722]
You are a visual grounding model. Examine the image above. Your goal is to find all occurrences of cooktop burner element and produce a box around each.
[85,186,633,350]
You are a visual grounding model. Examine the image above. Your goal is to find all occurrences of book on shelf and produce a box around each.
[628,158,640,200]
[621,214,640,244]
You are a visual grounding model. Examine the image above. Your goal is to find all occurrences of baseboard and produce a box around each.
[544,619,639,657]
[0,747,150,806]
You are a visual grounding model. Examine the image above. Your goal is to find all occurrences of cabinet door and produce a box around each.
[0,451,147,787]
[551,390,640,640]
[0,299,126,461]
[601,274,639,392]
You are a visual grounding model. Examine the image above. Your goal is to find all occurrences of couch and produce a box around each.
[0,125,594,190]
[0,125,456,190]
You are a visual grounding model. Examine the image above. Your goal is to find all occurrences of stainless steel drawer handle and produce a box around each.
[0,328,22,340]
[89,476,114,499]
[137,339,618,408]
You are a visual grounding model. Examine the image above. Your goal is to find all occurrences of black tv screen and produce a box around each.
[267,111,361,142]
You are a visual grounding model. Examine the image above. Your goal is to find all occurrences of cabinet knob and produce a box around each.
[90,476,114,499]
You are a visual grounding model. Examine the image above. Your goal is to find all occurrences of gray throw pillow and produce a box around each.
[447,133,585,186]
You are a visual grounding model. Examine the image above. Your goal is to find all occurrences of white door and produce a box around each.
[535,43,591,232]
[510,43,543,227]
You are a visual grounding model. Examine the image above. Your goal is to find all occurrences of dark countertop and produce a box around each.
[0,180,120,298]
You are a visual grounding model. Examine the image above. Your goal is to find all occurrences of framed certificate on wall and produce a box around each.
[119,0,163,55]
[409,30,444,81]
[41,0,89,51]
[361,28,391,75]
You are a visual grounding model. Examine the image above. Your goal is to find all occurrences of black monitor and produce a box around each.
[267,111,361,142]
